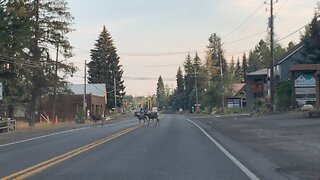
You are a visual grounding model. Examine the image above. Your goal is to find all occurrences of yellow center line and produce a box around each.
[2,125,140,180]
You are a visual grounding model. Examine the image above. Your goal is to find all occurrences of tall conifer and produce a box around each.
[88,26,125,108]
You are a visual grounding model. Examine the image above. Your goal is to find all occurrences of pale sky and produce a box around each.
[66,0,317,96]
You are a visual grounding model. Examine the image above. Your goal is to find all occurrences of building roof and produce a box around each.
[276,42,304,65]
[232,83,246,96]
[68,84,106,97]
[246,68,268,76]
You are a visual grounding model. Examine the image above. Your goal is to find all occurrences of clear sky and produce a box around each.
[66,0,317,96]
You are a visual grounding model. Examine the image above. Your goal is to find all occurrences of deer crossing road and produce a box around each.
[0,114,260,180]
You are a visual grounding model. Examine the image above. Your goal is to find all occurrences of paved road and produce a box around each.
[190,112,320,180]
[0,115,255,180]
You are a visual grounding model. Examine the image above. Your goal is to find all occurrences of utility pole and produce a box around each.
[52,43,59,123]
[269,0,275,112]
[219,48,224,114]
[194,69,199,111]
[83,60,87,113]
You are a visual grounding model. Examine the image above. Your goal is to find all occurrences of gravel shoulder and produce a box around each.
[188,112,320,180]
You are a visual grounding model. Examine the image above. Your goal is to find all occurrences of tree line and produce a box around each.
[0,0,75,125]
[0,1,125,125]
[156,13,320,112]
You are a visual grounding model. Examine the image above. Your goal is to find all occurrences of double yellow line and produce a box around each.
[2,125,140,180]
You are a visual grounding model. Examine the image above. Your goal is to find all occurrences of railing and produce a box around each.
[0,118,16,133]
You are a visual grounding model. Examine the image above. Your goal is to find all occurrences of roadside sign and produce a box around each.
[0,82,2,100]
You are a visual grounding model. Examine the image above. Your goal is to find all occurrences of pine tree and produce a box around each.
[254,39,270,68]
[176,67,184,110]
[183,53,194,111]
[229,56,235,82]
[156,76,165,110]
[298,14,320,64]
[287,42,296,52]
[242,53,248,82]
[247,50,260,73]
[234,58,242,83]
[193,52,201,72]
[0,0,32,108]
[0,0,75,126]
[29,0,75,126]
[88,26,125,108]
[207,33,228,73]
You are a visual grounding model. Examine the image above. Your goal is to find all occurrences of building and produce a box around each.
[226,83,246,108]
[246,68,268,109]
[272,43,304,84]
[41,84,107,121]
[245,43,304,110]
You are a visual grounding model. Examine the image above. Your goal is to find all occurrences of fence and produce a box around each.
[0,118,16,133]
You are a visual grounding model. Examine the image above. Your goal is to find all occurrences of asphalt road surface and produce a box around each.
[0,115,258,180]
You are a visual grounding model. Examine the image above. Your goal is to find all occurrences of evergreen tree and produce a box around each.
[183,53,194,111]
[254,39,270,68]
[207,33,228,73]
[156,76,165,110]
[0,0,75,126]
[287,42,296,52]
[193,52,201,72]
[88,26,125,108]
[0,0,32,109]
[298,14,320,64]
[193,52,206,109]
[247,50,260,73]
[229,56,235,82]
[234,58,242,83]
[241,53,248,82]
[171,67,185,110]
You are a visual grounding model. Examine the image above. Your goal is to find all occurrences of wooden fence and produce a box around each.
[0,119,16,133]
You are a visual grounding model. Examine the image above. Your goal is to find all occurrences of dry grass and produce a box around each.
[16,121,76,132]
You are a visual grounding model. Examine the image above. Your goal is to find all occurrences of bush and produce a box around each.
[75,110,86,123]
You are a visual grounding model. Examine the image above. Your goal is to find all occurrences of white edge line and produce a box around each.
[0,119,135,148]
[185,118,260,180]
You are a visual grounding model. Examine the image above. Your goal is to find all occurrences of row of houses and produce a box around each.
[230,42,320,111]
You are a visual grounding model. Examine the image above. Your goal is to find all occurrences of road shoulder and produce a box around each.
[187,112,319,179]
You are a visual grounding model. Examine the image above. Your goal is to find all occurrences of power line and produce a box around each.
[224,30,267,46]
[118,49,205,57]
[0,54,72,68]
[123,63,181,68]
[277,23,307,42]
[123,76,175,81]
[72,74,176,82]
[222,2,266,40]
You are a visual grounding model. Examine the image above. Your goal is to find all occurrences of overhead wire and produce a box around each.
[224,30,268,46]
[222,2,266,40]
[277,23,308,42]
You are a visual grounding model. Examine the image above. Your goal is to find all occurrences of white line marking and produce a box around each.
[0,119,136,148]
[185,118,260,180]
[0,127,89,147]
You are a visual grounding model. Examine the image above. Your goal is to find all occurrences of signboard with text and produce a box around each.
[294,73,316,104]
[294,74,315,87]
[295,87,316,95]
